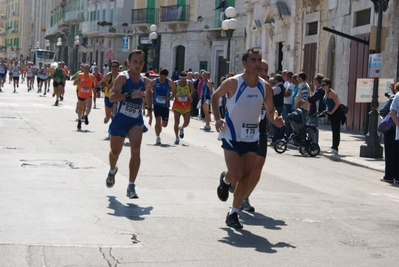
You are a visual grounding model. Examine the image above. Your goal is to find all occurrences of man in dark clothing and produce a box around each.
[308,73,325,144]
[271,74,285,144]
[172,67,179,81]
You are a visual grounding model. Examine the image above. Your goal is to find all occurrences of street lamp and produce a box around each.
[45,40,50,51]
[57,37,62,62]
[149,24,158,69]
[222,7,237,75]
[360,0,389,158]
[74,35,80,73]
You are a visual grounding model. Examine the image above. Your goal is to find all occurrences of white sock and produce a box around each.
[223,177,230,185]
[109,169,116,175]
[229,207,239,215]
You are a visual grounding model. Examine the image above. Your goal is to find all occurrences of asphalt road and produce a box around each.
[0,80,398,267]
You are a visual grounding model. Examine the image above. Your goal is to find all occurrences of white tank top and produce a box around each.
[26,67,33,77]
[12,66,19,77]
[218,74,265,143]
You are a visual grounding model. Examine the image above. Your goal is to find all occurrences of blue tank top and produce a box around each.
[323,96,335,112]
[113,71,145,123]
[153,78,170,108]
[202,81,211,96]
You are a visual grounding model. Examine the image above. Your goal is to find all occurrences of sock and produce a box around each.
[229,207,239,215]
[129,182,135,186]
[109,169,116,175]
[223,177,230,185]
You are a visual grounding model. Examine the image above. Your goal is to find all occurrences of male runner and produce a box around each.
[100,60,120,124]
[0,58,8,91]
[146,68,176,145]
[26,62,34,91]
[73,64,98,129]
[11,61,20,93]
[212,48,284,229]
[92,66,102,109]
[105,50,151,199]
[171,71,194,144]
[51,62,67,106]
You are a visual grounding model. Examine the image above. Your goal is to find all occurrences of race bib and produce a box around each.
[120,102,141,118]
[178,96,188,102]
[156,96,166,104]
[81,87,90,93]
[55,77,60,82]
[0,67,4,73]
[240,123,259,139]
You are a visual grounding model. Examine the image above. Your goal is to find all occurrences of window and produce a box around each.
[307,21,318,36]
[110,9,114,22]
[355,9,370,27]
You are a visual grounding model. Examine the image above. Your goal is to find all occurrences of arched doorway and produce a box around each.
[175,45,185,72]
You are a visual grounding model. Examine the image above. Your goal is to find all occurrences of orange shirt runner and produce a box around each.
[78,73,95,99]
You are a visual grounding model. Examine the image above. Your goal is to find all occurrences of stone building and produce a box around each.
[245,0,398,132]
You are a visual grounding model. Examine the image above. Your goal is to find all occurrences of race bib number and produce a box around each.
[81,87,90,93]
[178,96,188,102]
[240,123,259,139]
[120,102,141,118]
[55,77,60,82]
[0,67,4,73]
[156,96,166,104]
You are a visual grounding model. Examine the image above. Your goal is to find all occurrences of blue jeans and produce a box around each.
[283,104,292,138]
[272,106,284,142]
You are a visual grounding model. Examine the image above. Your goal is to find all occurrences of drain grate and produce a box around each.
[21,160,74,169]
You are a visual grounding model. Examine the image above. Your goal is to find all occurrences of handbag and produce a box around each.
[196,99,202,109]
[340,104,349,114]
[378,113,396,134]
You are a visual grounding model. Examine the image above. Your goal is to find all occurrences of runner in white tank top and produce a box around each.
[211,48,285,229]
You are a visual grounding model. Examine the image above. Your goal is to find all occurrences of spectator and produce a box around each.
[380,82,399,183]
[308,73,326,144]
[321,78,341,154]
[294,72,310,119]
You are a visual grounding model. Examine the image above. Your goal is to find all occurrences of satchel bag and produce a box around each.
[378,113,396,134]
[340,104,349,114]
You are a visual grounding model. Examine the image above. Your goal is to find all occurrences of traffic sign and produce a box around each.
[105,50,114,60]
[355,78,394,103]
[368,53,382,78]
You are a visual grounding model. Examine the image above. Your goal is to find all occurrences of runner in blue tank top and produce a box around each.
[147,68,176,145]
[106,50,151,199]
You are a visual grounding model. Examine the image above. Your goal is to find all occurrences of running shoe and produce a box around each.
[84,115,89,125]
[240,198,255,212]
[225,212,243,229]
[174,137,180,145]
[52,93,55,97]
[104,117,109,124]
[43,92,46,96]
[179,126,184,139]
[93,104,96,109]
[77,120,82,130]
[126,183,139,199]
[200,125,211,131]
[155,136,161,145]
[55,100,59,106]
[217,171,230,202]
[106,167,118,188]
[60,95,64,101]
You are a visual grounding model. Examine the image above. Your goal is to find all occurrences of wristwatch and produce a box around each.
[125,92,131,99]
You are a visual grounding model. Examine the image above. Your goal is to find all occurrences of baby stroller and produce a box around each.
[273,108,322,157]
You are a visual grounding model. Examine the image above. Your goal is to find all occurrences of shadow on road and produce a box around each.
[106,196,153,221]
[239,211,287,230]
[219,227,296,253]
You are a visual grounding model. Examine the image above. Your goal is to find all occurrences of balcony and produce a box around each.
[160,5,190,30]
[45,23,63,38]
[11,11,19,17]
[98,22,133,36]
[64,10,85,23]
[131,8,158,31]
[82,21,100,36]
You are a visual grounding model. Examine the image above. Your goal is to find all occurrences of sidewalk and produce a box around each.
[316,123,385,173]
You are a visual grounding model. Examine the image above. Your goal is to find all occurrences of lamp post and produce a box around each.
[360,0,389,158]
[149,24,158,69]
[74,35,80,73]
[45,40,50,51]
[57,37,62,62]
[221,7,237,75]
